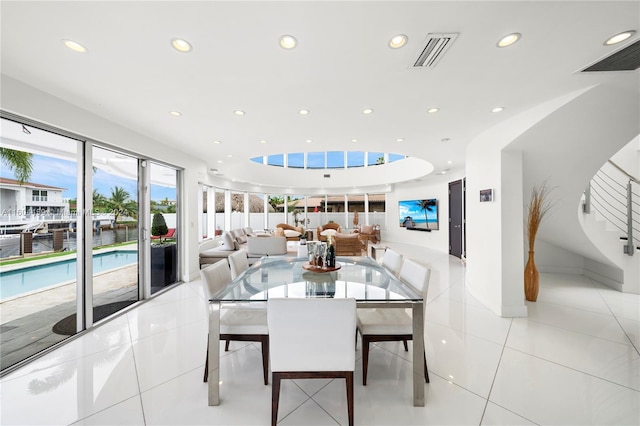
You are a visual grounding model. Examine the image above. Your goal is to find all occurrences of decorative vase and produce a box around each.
[524,250,539,302]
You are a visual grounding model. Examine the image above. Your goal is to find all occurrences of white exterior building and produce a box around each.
[0,177,68,219]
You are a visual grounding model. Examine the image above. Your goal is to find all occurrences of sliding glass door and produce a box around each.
[149,162,178,294]
[0,114,182,373]
[91,146,139,319]
[0,117,80,369]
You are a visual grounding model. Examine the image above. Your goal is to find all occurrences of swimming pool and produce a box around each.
[0,251,137,300]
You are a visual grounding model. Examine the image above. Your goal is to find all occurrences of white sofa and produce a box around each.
[199,228,287,267]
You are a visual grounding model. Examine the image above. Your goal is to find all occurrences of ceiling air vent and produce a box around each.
[323,174,331,178]
[582,39,640,72]
[412,33,459,68]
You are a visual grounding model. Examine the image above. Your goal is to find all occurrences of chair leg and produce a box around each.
[346,371,354,426]
[203,334,209,383]
[362,337,370,386]
[424,348,430,383]
[225,339,230,351]
[261,336,269,385]
[271,373,281,426]
[403,339,408,351]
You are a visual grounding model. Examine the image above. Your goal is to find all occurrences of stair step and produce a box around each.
[618,237,640,250]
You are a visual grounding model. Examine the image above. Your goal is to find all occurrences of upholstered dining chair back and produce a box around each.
[200,261,232,300]
[268,298,356,372]
[228,250,249,280]
[381,248,403,277]
[268,298,357,426]
[199,260,270,386]
[399,259,431,299]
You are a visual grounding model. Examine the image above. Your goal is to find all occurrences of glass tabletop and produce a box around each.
[211,256,422,302]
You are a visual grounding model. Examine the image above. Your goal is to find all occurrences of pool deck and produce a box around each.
[0,265,138,371]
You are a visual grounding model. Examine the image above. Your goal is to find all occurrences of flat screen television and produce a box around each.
[398,199,439,230]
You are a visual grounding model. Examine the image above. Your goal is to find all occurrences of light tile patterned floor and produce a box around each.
[1,243,639,425]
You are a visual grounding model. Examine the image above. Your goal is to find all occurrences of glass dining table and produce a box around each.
[207,255,426,407]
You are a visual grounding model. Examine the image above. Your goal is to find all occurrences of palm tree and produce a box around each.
[0,148,33,183]
[417,199,436,229]
[92,189,108,211]
[107,186,138,223]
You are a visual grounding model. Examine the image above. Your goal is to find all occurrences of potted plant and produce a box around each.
[151,212,177,288]
[299,232,307,245]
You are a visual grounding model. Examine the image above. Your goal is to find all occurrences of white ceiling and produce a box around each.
[1,1,638,191]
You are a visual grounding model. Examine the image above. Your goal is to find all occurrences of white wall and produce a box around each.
[466,137,510,316]
[535,239,585,275]
[1,75,209,282]
[465,87,592,317]
[384,170,465,253]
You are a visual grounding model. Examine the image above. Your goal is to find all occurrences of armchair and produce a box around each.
[275,223,304,241]
[317,222,342,242]
[333,233,366,256]
[356,224,380,244]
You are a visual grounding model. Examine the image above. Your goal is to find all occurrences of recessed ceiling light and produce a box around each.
[280,35,297,49]
[212,140,222,144]
[217,160,223,163]
[227,154,232,158]
[299,109,310,115]
[491,107,505,113]
[306,139,312,143]
[604,30,636,46]
[441,137,451,142]
[427,108,439,114]
[497,33,521,48]
[169,111,182,117]
[447,160,453,164]
[362,108,374,115]
[62,39,87,53]
[234,110,245,116]
[351,139,358,142]
[260,140,267,144]
[396,138,404,142]
[171,38,192,53]
[389,34,408,49]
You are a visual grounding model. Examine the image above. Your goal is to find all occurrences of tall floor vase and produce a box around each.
[524,251,539,302]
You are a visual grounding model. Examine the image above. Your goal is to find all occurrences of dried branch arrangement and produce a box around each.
[526,183,552,252]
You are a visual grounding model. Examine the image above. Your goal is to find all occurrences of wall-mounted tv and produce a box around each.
[398,199,439,231]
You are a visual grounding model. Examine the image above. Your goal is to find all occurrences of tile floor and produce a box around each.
[1,243,639,425]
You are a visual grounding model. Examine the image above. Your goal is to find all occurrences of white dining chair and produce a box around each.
[200,261,269,385]
[357,258,431,385]
[228,250,249,280]
[380,248,403,277]
[268,298,356,426]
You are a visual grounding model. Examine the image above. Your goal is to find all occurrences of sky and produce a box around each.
[1,154,175,201]
[251,152,406,168]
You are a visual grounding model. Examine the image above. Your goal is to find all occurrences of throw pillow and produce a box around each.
[320,229,337,237]
[284,229,299,238]
[222,232,234,249]
[236,234,247,244]
[361,225,374,234]
[336,232,358,239]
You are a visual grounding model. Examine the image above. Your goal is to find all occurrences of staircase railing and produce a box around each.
[584,160,639,255]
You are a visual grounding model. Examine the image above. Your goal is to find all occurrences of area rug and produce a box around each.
[52,301,135,335]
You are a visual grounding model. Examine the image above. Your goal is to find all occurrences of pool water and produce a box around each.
[0,251,137,300]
